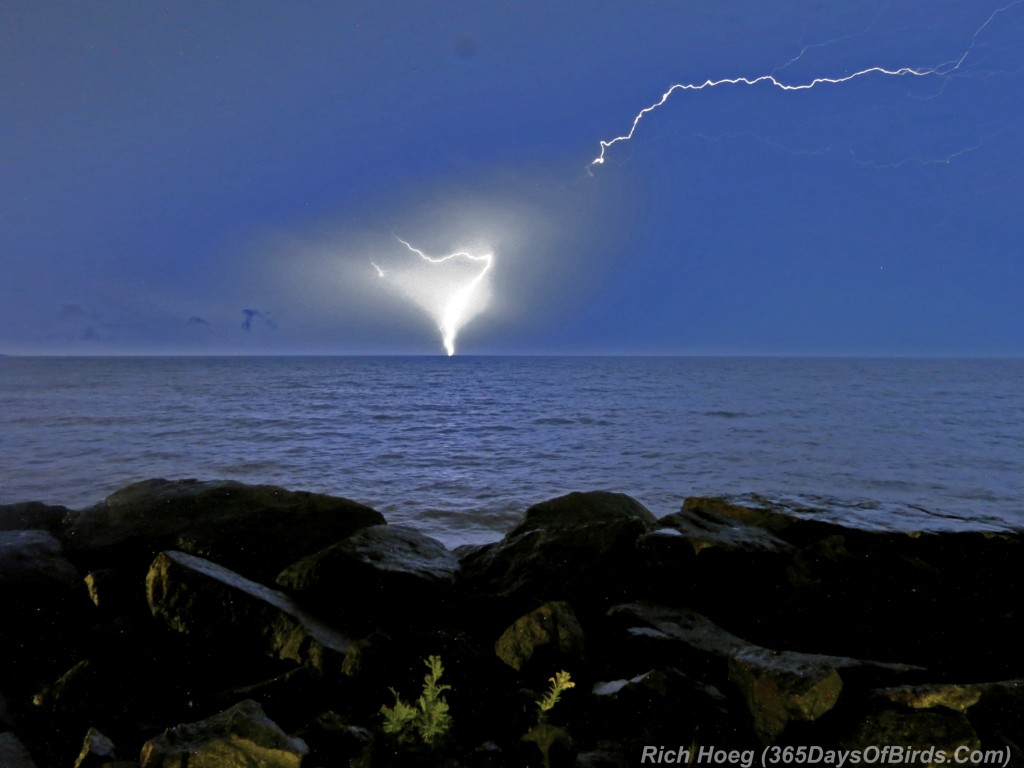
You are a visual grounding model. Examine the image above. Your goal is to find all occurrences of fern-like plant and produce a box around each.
[381,655,453,747]
[381,692,419,744]
[536,670,575,723]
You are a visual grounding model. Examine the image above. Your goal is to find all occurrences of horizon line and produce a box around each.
[3,351,1023,361]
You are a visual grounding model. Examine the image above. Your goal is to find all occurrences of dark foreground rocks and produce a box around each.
[2,481,1023,767]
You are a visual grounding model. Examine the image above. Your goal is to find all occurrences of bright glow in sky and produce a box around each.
[2,1,1022,355]
[374,237,494,356]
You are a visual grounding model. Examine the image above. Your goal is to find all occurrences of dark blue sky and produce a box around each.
[4,1,1022,355]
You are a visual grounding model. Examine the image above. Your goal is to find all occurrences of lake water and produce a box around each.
[1,356,1021,546]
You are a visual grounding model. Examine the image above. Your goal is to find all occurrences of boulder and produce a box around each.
[679,497,846,544]
[0,530,90,676]
[0,529,81,596]
[276,525,458,631]
[841,708,980,762]
[146,550,353,675]
[0,732,38,768]
[585,668,735,748]
[0,501,71,533]
[139,699,308,768]
[608,602,922,742]
[494,601,585,673]
[662,497,1024,676]
[653,505,795,556]
[728,647,843,742]
[637,505,796,626]
[72,726,117,768]
[863,680,1024,760]
[782,528,1024,672]
[458,492,658,612]
[64,479,384,581]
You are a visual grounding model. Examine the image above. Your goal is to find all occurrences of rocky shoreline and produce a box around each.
[1,479,1022,767]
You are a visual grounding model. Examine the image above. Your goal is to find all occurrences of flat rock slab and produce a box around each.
[147,550,354,675]
[64,478,385,581]
[140,698,308,768]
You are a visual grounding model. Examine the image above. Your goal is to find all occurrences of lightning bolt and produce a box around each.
[589,1,1022,170]
[387,236,494,356]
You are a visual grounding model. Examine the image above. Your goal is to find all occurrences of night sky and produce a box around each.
[4,1,1022,356]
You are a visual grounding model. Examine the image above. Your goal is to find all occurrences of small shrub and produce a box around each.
[381,655,453,747]
[536,670,575,723]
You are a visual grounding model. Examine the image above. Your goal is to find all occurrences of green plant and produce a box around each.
[536,670,575,723]
[381,655,453,747]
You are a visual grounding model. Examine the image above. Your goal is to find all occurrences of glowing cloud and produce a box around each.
[374,236,494,356]
[589,1,1021,170]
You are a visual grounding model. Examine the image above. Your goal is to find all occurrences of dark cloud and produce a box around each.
[55,304,113,342]
[59,304,100,322]
[80,325,106,342]
[241,309,276,331]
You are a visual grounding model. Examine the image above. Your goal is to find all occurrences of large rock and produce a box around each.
[784,528,1024,673]
[495,601,585,673]
[63,479,384,581]
[0,732,38,768]
[654,497,1024,676]
[0,529,81,593]
[458,492,658,612]
[72,727,117,768]
[585,668,737,750]
[608,602,922,743]
[0,501,71,533]
[140,699,308,768]
[678,497,846,543]
[841,708,980,764]
[728,647,843,742]
[0,530,90,674]
[276,525,458,631]
[849,680,1024,762]
[147,550,353,675]
[638,504,796,625]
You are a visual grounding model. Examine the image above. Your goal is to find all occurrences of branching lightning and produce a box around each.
[375,236,494,356]
[589,1,1022,170]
